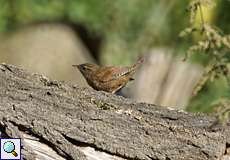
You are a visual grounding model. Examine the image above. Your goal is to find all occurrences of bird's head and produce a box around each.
[72,63,98,78]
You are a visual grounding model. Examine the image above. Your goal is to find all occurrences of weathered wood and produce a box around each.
[0,63,229,160]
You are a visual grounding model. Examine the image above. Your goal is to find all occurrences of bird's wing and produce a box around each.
[94,57,145,83]
[95,66,134,82]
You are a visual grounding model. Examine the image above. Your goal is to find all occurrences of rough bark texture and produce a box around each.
[0,63,229,160]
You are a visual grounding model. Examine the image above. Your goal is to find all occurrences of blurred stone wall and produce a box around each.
[0,23,94,86]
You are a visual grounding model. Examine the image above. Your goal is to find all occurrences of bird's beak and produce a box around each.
[72,65,83,72]
[72,64,80,68]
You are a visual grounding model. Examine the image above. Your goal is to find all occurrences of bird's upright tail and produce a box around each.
[125,56,145,75]
[132,56,145,69]
[113,56,145,79]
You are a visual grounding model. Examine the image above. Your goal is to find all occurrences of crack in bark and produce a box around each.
[225,142,230,155]
[62,133,132,160]
[0,63,14,72]
[146,154,159,160]
[200,150,210,159]
[160,115,179,121]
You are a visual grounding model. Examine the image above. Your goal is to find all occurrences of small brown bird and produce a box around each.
[73,57,144,94]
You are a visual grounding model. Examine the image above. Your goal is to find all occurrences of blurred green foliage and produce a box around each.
[215,0,230,33]
[181,0,230,119]
[0,0,229,113]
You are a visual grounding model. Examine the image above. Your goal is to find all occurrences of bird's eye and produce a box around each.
[82,66,87,70]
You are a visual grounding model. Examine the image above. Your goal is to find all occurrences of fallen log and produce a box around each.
[0,63,229,160]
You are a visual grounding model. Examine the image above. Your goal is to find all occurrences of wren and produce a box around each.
[73,57,144,94]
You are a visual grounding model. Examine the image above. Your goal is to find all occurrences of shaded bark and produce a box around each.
[0,63,229,160]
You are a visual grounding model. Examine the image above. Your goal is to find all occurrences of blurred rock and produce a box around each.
[0,23,94,86]
[130,48,203,109]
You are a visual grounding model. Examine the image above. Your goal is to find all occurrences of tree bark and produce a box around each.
[0,63,229,160]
